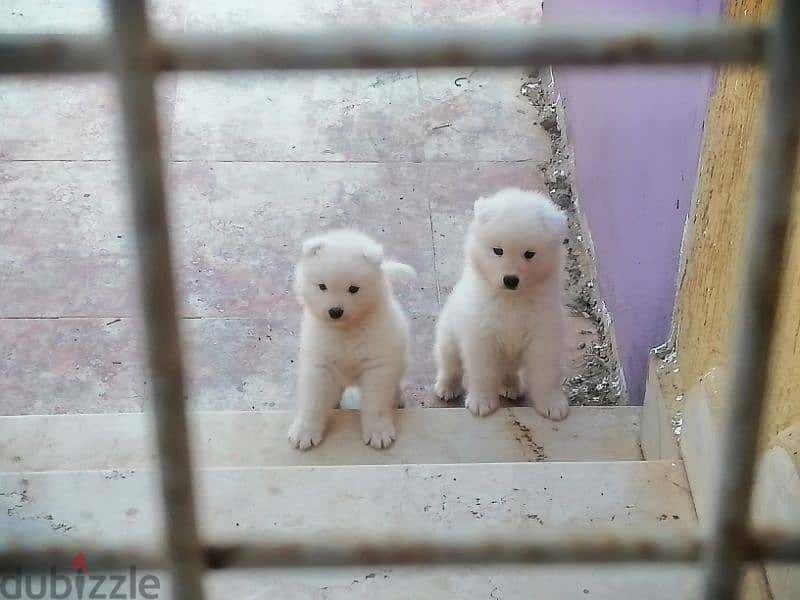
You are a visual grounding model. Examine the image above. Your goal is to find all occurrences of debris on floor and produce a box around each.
[521,71,624,406]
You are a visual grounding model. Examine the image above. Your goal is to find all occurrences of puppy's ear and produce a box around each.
[473,196,496,224]
[541,206,568,239]
[362,239,385,267]
[302,236,325,257]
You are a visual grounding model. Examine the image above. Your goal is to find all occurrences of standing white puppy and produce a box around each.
[434,188,570,420]
[288,229,415,450]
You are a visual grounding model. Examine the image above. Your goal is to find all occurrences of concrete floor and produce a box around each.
[0,0,606,416]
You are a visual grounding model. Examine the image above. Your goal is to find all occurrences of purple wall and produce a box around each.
[545,0,723,403]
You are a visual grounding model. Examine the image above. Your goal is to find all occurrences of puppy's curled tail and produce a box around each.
[382,260,416,284]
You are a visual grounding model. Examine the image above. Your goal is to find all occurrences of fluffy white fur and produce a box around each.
[434,188,570,420]
[288,229,415,450]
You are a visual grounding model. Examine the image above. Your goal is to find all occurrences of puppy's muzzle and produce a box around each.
[328,306,344,319]
[503,274,519,290]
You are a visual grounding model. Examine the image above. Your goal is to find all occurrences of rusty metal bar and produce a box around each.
[0,22,764,75]
[0,34,107,73]
[2,529,799,573]
[106,2,204,600]
[703,1,800,599]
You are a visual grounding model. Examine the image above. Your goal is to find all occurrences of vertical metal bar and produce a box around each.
[703,1,800,598]
[106,2,205,599]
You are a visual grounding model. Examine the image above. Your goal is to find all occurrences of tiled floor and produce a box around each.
[0,0,578,415]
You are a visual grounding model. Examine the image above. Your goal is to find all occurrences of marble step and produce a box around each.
[0,407,642,471]
[2,460,695,598]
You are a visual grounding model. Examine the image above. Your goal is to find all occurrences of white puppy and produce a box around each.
[434,188,570,420]
[288,229,415,450]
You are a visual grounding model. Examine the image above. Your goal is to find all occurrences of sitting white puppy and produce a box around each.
[434,188,570,420]
[288,229,415,450]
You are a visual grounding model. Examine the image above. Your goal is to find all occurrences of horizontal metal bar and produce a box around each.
[0,22,765,75]
[0,34,107,73]
[2,529,799,573]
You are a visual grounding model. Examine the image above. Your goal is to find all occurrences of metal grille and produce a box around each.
[1,1,799,599]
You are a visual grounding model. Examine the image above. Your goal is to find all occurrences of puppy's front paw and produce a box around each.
[288,419,324,450]
[434,374,464,402]
[465,393,499,417]
[362,418,396,449]
[534,390,569,421]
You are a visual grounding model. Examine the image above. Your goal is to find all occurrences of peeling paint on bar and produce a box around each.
[0,23,764,75]
[1,529,799,573]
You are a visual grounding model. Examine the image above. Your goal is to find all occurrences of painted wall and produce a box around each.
[545,0,723,403]
[673,0,800,453]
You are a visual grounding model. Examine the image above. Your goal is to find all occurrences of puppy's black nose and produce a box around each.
[328,307,344,319]
[503,274,519,290]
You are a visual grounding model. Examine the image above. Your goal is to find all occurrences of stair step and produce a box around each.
[0,407,642,471]
[200,565,699,599]
[2,460,695,598]
[0,563,701,599]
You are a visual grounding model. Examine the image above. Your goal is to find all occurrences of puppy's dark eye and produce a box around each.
[492,247,503,256]
[348,285,360,294]
[524,250,536,260]
[318,283,327,291]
